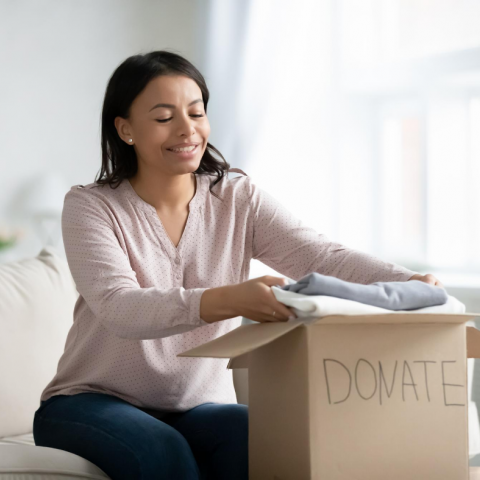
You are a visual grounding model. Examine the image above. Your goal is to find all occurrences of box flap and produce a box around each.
[308,312,478,325]
[177,320,304,359]
[227,352,250,369]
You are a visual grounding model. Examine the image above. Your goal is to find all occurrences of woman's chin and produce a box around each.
[172,159,201,174]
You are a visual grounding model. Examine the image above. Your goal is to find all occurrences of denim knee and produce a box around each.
[137,427,201,479]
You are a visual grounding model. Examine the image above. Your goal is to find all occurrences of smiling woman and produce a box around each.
[33,50,439,480]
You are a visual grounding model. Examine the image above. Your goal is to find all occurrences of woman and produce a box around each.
[33,50,442,480]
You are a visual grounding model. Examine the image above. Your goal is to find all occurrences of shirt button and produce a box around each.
[175,257,181,265]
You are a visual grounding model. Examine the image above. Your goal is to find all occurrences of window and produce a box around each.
[336,0,480,272]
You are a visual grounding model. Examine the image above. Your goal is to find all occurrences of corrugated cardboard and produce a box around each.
[178,312,480,480]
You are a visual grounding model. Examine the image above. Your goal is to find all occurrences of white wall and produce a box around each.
[0,0,202,262]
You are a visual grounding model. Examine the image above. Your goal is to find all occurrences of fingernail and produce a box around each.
[288,315,296,321]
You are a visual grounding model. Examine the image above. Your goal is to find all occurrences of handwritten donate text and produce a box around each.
[323,359,464,406]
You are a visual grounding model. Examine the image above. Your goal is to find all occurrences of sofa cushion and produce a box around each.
[0,432,35,446]
[0,445,109,479]
[0,246,79,438]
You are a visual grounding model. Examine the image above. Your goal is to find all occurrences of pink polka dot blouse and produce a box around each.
[40,169,417,411]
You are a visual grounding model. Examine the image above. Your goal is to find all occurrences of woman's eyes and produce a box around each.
[156,114,204,123]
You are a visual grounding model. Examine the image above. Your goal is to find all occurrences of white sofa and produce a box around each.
[0,247,111,479]
[0,246,250,479]
[1,246,479,479]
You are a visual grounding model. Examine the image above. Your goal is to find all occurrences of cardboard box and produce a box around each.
[178,312,480,480]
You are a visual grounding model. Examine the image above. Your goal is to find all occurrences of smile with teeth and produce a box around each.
[168,145,197,153]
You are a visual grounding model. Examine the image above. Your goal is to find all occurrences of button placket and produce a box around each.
[174,254,182,282]
[128,176,202,284]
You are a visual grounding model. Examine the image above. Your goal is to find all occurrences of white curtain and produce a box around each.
[198,0,254,172]
[200,0,339,241]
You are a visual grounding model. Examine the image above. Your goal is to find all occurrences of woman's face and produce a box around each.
[115,74,210,176]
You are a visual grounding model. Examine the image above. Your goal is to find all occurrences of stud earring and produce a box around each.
[128,139,133,143]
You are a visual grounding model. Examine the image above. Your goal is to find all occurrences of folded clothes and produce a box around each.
[281,272,448,311]
[271,286,465,324]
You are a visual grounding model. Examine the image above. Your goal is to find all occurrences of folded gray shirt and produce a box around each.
[281,272,448,311]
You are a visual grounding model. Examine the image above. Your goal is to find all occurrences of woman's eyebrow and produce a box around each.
[149,98,203,112]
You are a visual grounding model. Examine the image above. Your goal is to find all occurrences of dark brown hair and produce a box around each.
[95,50,230,199]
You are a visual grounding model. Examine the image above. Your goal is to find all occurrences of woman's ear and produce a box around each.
[114,116,133,145]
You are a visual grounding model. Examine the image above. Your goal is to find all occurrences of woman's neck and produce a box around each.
[128,171,196,212]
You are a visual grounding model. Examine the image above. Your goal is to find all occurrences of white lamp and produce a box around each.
[23,171,70,248]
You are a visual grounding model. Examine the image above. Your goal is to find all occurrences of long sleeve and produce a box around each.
[62,188,209,340]
[249,179,418,284]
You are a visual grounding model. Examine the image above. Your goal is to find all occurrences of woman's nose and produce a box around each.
[176,114,196,136]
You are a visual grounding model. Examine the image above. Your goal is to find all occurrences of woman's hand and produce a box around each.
[408,273,444,289]
[227,275,298,323]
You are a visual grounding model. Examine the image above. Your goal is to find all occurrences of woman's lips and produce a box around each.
[166,144,199,159]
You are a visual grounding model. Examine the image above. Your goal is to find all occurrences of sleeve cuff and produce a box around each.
[395,268,419,282]
[188,288,210,326]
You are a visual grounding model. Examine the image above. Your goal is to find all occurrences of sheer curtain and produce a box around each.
[196,0,254,172]
[200,0,339,281]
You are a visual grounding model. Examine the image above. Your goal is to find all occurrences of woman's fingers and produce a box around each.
[262,279,296,321]
[410,273,445,289]
[244,275,297,322]
[266,299,297,321]
[261,275,289,288]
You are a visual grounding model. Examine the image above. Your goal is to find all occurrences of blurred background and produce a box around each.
[1,0,480,461]
[2,0,480,296]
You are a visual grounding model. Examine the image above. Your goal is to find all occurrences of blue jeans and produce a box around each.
[33,392,249,480]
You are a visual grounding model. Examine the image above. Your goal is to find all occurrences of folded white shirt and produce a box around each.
[271,286,466,324]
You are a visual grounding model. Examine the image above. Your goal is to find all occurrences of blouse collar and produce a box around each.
[122,173,207,213]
